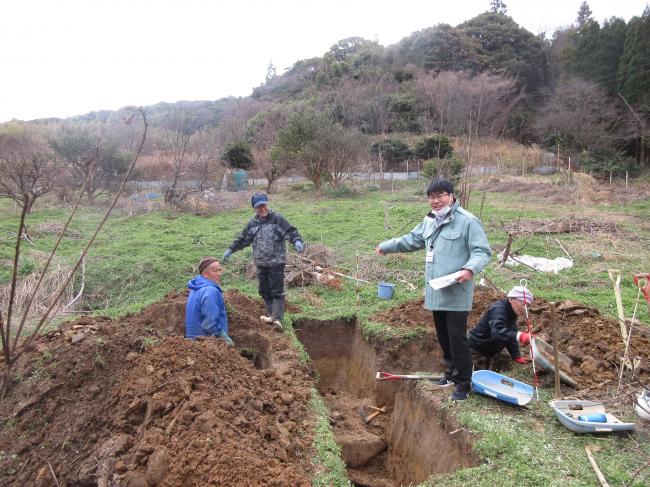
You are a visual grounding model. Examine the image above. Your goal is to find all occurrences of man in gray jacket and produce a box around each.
[376,178,491,400]
[223,193,304,329]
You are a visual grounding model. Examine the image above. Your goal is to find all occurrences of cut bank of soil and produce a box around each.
[295,318,478,487]
[0,290,315,486]
[370,287,650,394]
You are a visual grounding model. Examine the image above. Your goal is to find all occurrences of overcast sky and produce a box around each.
[1,0,647,122]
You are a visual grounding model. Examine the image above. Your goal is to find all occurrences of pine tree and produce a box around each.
[576,1,593,27]
[617,7,650,105]
[489,0,507,14]
[570,17,627,93]
[266,60,277,82]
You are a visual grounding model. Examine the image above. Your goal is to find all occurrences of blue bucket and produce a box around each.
[378,282,395,299]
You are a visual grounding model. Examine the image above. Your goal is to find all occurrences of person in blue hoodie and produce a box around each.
[185,256,233,345]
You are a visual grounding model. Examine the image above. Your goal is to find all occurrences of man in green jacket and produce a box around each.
[376,178,491,400]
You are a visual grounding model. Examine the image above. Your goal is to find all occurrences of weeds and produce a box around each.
[141,337,158,350]
[309,389,351,487]
[1,178,648,485]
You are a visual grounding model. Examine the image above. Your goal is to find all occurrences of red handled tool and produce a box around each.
[376,371,442,381]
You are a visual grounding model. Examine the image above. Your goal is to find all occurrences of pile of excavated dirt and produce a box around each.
[0,290,315,486]
[370,287,650,395]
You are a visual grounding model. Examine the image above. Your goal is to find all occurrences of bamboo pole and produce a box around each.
[607,269,628,342]
[11,165,96,350]
[12,109,148,365]
[585,446,609,487]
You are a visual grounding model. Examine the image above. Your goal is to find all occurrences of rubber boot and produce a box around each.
[264,298,273,316]
[260,298,274,323]
[272,298,285,322]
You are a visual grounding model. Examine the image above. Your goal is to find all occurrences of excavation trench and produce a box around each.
[294,318,479,487]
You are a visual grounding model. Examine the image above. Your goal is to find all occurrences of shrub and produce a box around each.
[323,184,353,198]
[420,155,464,183]
[370,138,411,168]
[576,149,638,179]
[222,140,253,170]
[414,133,453,160]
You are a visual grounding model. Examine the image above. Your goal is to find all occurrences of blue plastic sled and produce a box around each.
[471,370,534,406]
[550,400,636,434]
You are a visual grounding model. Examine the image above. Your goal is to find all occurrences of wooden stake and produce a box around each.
[550,303,561,398]
[384,201,389,230]
[585,446,610,487]
[607,269,628,342]
[554,238,573,261]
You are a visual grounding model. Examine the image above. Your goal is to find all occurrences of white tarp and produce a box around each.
[499,254,574,273]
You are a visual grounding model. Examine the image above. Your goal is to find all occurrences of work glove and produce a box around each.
[517,331,531,346]
[222,249,232,263]
[294,240,304,253]
[515,356,532,364]
[218,331,234,347]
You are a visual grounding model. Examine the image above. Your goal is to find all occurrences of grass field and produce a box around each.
[1,177,649,486]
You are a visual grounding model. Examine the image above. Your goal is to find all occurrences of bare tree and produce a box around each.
[50,126,130,204]
[414,71,519,138]
[618,96,649,165]
[217,98,270,144]
[248,108,288,193]
[324,125,366,188]
[159,111,219,203]
[328,75,396,134]
[533,78,622,152]
[0,129,58,212]
[1,108,149,401]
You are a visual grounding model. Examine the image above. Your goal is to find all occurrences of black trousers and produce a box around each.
[257,264,285,300]
[433,311,472,390]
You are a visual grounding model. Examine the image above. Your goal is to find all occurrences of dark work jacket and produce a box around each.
[468,299,521,359]
[228,210,302,267]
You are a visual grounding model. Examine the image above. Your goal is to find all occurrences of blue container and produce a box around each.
[578,413,608,423]
[378,282,395,299]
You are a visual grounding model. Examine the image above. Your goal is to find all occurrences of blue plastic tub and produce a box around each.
[471,370,534,406]
[550,400,636,433]
[378,282,395,299]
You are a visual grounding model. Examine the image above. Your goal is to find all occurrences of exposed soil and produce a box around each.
[481,177,650,206]
[6,280,640,486]
[0,290,316,486]
[370,286,650,395]
[295,318,478,487]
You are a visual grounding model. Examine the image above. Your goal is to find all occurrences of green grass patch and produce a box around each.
[309,389,351,487]
[1,179,649,486]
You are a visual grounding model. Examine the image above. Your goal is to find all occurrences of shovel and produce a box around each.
[633,273,650,315]
[376,371,443,381]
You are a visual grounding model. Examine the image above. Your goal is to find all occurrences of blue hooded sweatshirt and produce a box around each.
[185,275,228,339]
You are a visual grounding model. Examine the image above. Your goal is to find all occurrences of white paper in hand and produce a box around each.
[428,271,462,290]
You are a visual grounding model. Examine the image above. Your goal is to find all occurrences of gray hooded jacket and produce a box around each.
[228,211,302,267]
